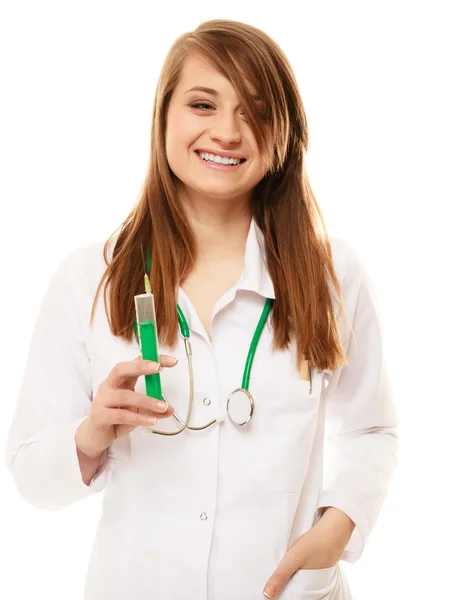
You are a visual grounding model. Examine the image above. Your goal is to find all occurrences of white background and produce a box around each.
[1,1,448,598]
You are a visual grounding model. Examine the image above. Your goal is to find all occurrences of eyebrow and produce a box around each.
[184,86,262,102]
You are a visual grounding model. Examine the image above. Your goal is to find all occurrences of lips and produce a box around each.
[194,150,246,163]
[194,150,246,171]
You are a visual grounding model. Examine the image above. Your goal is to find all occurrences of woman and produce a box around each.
[5,19,398,600]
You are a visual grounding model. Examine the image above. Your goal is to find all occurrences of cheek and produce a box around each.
[165,111,201,181]
[166,108,199,154]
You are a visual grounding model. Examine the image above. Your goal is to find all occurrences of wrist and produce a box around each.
[75,418,110,459]
[314,507,356,549]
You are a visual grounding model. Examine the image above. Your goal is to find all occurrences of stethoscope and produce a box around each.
[133,250,310,436]
[135,290,272,436]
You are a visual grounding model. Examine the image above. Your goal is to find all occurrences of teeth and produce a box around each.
[198,151,241,165]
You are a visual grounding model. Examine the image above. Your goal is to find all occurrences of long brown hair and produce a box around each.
[90,19,350,373]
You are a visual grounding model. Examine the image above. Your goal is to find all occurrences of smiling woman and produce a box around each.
[99,20,343,373]
[5,17,398,600]
[165,52,270,202]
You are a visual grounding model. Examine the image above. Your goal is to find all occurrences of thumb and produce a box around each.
[263,572,291,599]
[263,552,301,598]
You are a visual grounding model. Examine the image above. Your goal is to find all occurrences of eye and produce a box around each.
[189,102,246,117]
[255,104,271,122]
[189,102,214,111]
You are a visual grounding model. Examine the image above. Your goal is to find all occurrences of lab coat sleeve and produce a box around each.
[314,242,399,563]
[4,247,116,510]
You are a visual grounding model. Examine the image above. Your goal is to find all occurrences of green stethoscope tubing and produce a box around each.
[133,250,273,433]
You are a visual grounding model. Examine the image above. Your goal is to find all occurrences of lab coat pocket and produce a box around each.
[283,565,341,599]
[243,372,321,493]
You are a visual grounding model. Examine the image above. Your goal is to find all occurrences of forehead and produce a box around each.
[176,53,257,98]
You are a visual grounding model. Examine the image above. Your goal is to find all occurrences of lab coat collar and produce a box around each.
[237,217,275,300]
[177,216,275,339]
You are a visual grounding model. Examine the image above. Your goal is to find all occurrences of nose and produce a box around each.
[209,112,242,146]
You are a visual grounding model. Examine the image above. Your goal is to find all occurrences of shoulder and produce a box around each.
[328,235,366,288]
[51,236,118,296]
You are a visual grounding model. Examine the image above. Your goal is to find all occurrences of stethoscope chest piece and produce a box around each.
[226,388,254,426]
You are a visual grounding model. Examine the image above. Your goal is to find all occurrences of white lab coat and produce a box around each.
[5,218,398,599]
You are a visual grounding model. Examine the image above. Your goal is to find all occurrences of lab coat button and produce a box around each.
[203,397,211,406]
[200,512,208,521]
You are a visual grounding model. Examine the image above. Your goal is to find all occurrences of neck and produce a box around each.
[179,187,253,262]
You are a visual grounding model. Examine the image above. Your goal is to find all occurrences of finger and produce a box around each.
[159,354,178,366]
[263,550,303,598]
[107,389,173,415]
[137,406,174,420]
[134,354,179,372]
[106,358,161,388]
[263,572,290,599]
[105,407,158,428]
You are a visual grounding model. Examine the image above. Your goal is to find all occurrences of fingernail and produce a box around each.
[156,400,168,412]
[264,587,276,598]
[167,357,178,365]
[147,362,159,372]
[146,417,157,425]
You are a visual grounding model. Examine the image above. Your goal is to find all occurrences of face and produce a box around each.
[165,53,269,206]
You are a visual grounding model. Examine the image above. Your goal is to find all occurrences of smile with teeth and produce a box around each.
[196,151,245,166]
